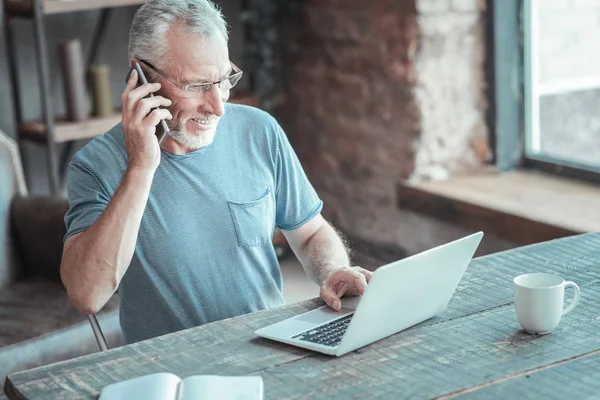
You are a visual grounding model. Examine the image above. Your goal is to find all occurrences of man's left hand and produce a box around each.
[319,266,374,311]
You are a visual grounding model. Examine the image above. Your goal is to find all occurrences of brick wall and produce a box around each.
[412,0,490,182]
[279,0,514,261]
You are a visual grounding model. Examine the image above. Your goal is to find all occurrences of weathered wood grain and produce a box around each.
[259,283,600,399]
[4,300,321,400]
[5,233,600,399]
[431,232,600,324]
[455,352,600,399]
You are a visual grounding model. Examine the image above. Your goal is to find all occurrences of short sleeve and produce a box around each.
[274,123,323,230]
[63,161,111,241]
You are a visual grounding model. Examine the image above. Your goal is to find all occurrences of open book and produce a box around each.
[99,372,263,400]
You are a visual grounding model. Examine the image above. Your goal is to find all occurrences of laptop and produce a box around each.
[255,231,483,356]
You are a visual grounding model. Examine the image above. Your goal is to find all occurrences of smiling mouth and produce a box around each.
[191,118,213,125]
[188,118,218,131]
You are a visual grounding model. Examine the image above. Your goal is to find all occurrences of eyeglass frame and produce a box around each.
[136,59,243,97]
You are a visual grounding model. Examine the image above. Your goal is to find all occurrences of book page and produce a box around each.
[181,375,263,400]
[99,372,181,400]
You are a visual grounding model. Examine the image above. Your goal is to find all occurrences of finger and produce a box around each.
[320,284,341,311]
[335,270,368,295]
[350,272,368,295]
[135,96,173,119]
[122,69,138,114]
[125,69,138,91]
[333,282,349,299]
[125,82,162,112]
[143,108,172,130]
[327,269,367,297]
[354,266,374,283]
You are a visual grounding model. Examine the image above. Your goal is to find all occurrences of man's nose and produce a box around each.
[202,84,225,117]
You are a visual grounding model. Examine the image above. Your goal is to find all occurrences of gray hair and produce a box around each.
[128,0,228,66]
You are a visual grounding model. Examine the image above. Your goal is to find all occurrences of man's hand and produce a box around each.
[320,266,374,311]
[122,68,173,172]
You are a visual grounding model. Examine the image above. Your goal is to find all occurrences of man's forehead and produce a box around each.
[170,59,230,84]
[165,23,229,75]
[165,38,229,83]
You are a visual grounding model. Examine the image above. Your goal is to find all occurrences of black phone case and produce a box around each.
[126,62,169,144]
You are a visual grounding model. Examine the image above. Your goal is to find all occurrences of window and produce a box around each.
[523,0,600,175]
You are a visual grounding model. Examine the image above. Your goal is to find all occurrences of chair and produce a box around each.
[88,314,109,351]
[3,128,113,353]
[0,128,122,390]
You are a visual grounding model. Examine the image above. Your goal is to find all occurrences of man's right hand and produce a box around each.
[121,69,173,171]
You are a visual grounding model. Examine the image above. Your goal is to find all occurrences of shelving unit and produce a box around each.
[18,113,124,144]
[17,94,258,144]
[3,0,258,195]
[5,0,146,16]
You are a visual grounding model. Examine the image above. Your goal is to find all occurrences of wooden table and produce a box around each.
[5,233,600,399]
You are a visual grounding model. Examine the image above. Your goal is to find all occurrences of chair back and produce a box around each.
[0,130,27,289]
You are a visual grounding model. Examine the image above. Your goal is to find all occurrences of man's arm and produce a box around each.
[282,214,373,311]
[60,68,172,315]
[61,167,155,314]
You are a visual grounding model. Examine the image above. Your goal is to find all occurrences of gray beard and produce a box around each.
[168,121,217,150]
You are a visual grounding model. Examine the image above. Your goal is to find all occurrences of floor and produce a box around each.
[279,256,319,304]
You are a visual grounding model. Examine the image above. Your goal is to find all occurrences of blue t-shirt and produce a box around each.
[64,103,323,344]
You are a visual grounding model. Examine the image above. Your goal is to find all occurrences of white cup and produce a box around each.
[513,273,580,334]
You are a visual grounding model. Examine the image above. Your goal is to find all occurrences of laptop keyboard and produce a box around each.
[292,313,354,347]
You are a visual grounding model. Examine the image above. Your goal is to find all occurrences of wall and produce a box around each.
[279,0,515,262]
[412,0,490,182]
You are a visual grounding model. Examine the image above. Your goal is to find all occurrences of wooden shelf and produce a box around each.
[45,0,145,14]
[18,95,260,143]
[5,0,146,16]
[397,170,600,245]
[19,113,123,143]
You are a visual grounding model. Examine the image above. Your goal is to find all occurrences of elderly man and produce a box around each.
[60,0,372,344]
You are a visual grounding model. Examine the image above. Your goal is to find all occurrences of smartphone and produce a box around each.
[125,62,169,145]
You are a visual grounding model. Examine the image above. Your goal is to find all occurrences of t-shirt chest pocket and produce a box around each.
[227,188,275,248]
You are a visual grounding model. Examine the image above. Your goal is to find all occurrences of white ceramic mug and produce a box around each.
[513,273,580,334]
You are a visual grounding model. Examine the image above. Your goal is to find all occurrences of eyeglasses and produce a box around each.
[138,59,243,98]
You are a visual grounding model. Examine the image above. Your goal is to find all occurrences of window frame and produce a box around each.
[493,0,600,184]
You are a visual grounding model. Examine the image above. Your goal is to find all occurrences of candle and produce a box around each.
[59,39,89,121]
[89,64,113,117]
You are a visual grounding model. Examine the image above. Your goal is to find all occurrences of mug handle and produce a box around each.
[562,281,580,316]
